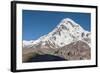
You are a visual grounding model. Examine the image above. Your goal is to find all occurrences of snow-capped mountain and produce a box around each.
[23,18,91,49]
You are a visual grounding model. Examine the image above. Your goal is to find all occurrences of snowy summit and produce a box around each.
[23,18,91,49]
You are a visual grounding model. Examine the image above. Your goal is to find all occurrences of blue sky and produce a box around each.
[22,10,91,40]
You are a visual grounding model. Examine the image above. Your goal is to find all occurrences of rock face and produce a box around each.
[22,18,91,62]
[54,41,91,60]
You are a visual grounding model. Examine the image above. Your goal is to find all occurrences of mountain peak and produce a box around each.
[61,18,78,25]
[57,18,79,31]
[62,18,74,22]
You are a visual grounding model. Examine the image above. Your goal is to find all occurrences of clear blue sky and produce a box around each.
[22,10,91,40]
